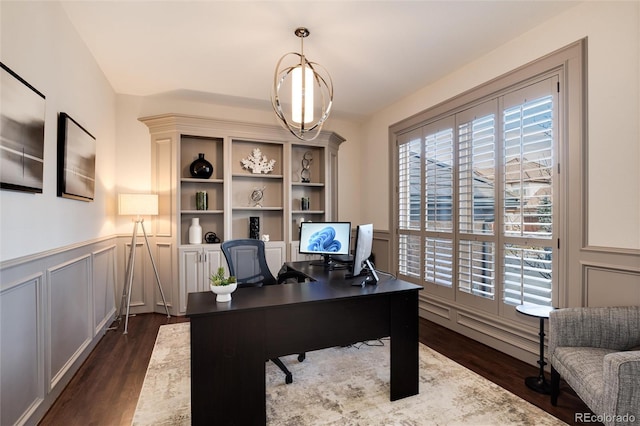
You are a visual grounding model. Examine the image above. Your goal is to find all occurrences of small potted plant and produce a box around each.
[209,267,237,302]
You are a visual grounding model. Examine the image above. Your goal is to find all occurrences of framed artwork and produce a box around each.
[0,62,46,193]
[57,112,96,201]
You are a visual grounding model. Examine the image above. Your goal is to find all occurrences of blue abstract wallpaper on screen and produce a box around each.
[307,226,342,252]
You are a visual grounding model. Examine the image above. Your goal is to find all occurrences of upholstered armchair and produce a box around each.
[549,306,640,426]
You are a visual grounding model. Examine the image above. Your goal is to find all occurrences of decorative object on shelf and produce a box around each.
[301,196,310,211]
[249,216,260,240]
[116,193,170,334]
[204,232,220,244]
[241,148,275,174]
[271,27,333,141]
[209,267,237,302]
[261,234,270,242]
[250,186,265,207]
[1,62,46,194]
[301,151,312,182]
[189,153,213,178]
[189,217,202,244]
[196,191,208,210]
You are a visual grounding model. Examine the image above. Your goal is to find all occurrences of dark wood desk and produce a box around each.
[186,261,422,425]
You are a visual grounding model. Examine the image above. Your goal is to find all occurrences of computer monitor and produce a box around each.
[298,221,351,267]
[351,224,373,276]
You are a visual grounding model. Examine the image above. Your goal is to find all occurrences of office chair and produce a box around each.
[221,238,307,384]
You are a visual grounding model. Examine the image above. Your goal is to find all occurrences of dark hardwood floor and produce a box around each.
[39,313,596,425]
[419,319,597,426]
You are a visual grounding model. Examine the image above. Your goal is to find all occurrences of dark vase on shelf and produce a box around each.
[190,153,213,179]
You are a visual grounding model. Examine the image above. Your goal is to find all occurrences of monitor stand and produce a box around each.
[348,259,379,286]
[309,254,347,270]
[364,259,379,284]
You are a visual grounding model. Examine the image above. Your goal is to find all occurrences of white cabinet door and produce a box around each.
[179,247,201,314]
[264,241,285,276]
[179,245,225,314]
[202,245,227,290]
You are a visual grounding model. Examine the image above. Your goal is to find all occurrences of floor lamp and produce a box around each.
[117,193,170,334]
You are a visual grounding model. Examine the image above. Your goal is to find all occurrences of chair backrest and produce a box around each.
[221,239,277,287]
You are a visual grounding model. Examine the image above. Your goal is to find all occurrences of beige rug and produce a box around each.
[132,323,566,425]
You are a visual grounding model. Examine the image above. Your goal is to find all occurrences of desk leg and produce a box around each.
[190,311,266,425]
[389,290,419,400]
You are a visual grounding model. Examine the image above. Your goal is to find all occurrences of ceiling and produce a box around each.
[60,1,580,121]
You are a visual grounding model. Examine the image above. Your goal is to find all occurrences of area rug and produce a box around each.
[132,323,566,425]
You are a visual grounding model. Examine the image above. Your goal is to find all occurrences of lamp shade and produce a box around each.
[118,193,158,216]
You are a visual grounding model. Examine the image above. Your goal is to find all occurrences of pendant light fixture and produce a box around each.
[271,27,333,141]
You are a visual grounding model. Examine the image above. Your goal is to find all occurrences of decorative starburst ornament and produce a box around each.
[241,148,276,174]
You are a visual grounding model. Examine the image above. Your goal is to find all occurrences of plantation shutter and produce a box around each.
[394,75,558,311]
[398,129,422,278]
[423,118,454,288]
[502,79,556,307]
[457,103,497,299]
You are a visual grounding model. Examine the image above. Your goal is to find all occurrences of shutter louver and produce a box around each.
[459,114,495,235]
[424,237,453,287]
[398,138,421,231]
[503,96,553,238]
[425,129,453,232]
[503,244,552,306]
[458,239,495,299]
[399,234,421,278]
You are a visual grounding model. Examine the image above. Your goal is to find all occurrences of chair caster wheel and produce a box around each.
[298,354,306,362]
[285,374,293,384]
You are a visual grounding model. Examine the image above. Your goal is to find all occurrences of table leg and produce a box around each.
[191,311,266,425]
[389,290,419,400]
[524,316,551,394]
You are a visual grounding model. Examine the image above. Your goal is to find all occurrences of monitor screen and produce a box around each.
[352,224,373,276]
[299,221,351,256]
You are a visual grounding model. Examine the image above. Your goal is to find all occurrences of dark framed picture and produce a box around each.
[0,62,46,193]
[57,112,96,201]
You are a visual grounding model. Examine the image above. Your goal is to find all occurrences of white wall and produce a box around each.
[1,6,118,424]
[0,1,117,262]
[360,1,640,251]
[3,1,636,256]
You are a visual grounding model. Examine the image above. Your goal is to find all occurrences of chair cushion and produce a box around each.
[552,346,618,414]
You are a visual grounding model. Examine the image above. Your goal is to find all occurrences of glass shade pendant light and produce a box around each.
[291,65,314,124]
[272,27,333,141]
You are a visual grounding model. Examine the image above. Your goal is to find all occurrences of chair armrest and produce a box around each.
[549,307,640,356]
[602,351,640,421]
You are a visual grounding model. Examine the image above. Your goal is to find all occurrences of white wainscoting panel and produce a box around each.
[93,245,117,334]
[0,274,44,426]
[48,255,92,390]
[123,241,148,310]
[155,242,173,310]
[584,265,640,306]
[0,238,117,425]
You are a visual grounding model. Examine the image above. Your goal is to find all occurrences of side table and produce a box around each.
[516,304,556,394]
